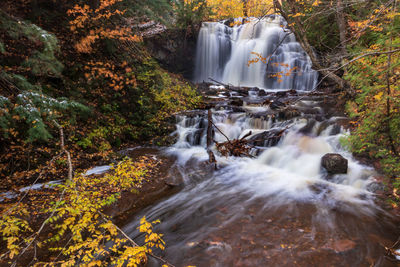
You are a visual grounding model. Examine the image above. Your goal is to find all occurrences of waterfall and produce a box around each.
[194,16,318,91]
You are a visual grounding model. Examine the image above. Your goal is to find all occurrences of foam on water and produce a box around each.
[166,105,377,213]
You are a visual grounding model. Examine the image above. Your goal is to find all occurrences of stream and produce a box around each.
[122,16,399,266]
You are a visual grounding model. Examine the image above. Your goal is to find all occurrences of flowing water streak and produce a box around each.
[194,16,318,91]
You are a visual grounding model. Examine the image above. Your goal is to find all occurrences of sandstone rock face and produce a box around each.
[321,153,348,174]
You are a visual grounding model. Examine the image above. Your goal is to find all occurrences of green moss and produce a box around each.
[0,42,5,54]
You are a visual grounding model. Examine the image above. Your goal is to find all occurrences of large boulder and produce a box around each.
[321,153,348,174]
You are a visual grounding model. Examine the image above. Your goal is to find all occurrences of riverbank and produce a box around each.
[1,83,399,266]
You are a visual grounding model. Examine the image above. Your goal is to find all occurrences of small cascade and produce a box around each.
[123,15,399,267]
[169,98,375,204]
[194,16,318,91]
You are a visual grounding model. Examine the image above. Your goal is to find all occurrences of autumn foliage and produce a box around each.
[67,0,142,53]
[0,157,167,266]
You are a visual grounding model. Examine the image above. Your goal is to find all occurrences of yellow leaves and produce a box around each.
[312,0,321,7]
[205,0,274,19]
[101,221,118,236]
[139,216,152,234]
[393,187,399,198]
[206,0,244,19]
[291,13,305,18]
[374,91,384,101]
[138,216,165,251]
[87,260,102,267]
[0,214,33,261]
[0,156,159,264]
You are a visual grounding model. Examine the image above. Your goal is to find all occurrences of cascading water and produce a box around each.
[194,16,318,91]
[122,16,399,267]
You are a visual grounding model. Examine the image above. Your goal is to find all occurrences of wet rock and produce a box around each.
[330,124,341,135]
[333,239,357,253]
[366,181,385,193]
[178,110,205,118]
[258,89,266,96]
[224,18,235,27]
[278,107,301,120]
[186,129,203,146]
[187,240,232,256]
[250,110,277,119]
[289,89,297,95]
[298,107,321,115]
[316,121,330,136]
[275,91,287,98]
[165,169,184,187]
[221,91,230,97]
[322,239,357,253]
[299,119,317,134]
[321,153,348,174]
[230,98,244,106]
[309,182,332,195]
[248,129,284,147]
[270,100,286,110]
[230,106,246,113]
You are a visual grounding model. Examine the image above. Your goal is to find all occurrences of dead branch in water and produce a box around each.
[207,109,217,169]
[215,136,254,158]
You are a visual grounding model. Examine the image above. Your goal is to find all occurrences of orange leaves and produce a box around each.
[247,52,268,66]
[347,4,395,38]
[75,35,99,53]
[67,0,140,53]
[248,52,298,83]
[84,60,137,92]
[269,65,298,83]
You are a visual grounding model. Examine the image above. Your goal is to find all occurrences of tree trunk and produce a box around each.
[273,0,354,95]
[242,0,249,17]
[336,0,348,56]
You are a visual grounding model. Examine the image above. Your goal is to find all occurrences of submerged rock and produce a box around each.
[165,168,184,187]
[321,153,348,174]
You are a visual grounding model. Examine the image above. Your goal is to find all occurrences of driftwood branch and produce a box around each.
[208,77,229,88]
[207,109,217,169]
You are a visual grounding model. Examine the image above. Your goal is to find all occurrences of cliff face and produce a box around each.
[144,27,199,80]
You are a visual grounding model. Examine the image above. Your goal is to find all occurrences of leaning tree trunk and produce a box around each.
[336,0,348,56]
[242,0,249,17]
[273,0,354,96]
